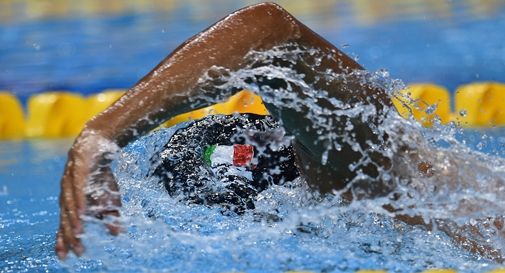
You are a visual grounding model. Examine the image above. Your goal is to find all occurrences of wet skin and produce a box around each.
[55,2,503,262]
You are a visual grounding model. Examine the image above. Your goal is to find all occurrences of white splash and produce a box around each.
[66,45,505,272]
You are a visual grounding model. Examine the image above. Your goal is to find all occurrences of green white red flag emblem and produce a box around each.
[204,144,254,167]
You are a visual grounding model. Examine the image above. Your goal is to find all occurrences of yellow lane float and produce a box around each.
[392,83,451,127]
[1,89,266,139]
[454,82,505,127]
[0,91,25,139]
[26,92,87,138]
[1,82,505,140]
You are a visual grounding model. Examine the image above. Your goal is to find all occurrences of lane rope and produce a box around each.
[1,82,505,140]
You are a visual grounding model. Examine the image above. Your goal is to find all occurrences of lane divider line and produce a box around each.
[1,82,505,140]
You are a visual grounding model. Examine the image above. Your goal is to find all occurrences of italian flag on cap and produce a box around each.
[204,144,254,167]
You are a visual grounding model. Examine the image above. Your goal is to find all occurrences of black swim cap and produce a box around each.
[150,114,299,213]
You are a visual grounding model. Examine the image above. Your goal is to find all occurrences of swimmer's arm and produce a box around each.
[85,3,367,147]
[392,211,504,262]
[388,148,505,262]
[57,2,374,259]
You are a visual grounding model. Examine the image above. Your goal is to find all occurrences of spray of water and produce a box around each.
[65,45,504,272]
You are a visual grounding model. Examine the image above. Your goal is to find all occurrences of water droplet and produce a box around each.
[321,150,328,165]
[425,103,437,115]
[459,110,467,117]
[477,142,484,150]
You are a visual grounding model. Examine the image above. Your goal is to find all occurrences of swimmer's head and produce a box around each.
[150,114,299,212]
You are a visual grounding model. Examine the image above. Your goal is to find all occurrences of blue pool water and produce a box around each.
[1,1,505,272]
[1,126,504,272]
[0,140,70,272]
[2,1,505,101]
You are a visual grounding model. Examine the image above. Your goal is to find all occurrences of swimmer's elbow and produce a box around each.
[233,2,301,37]
[241,2,287,14]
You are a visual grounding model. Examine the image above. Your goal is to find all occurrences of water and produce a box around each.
[54,44,504,272]
[3,61,505,273]
[1,87,504,272]
[0,140,71,272]
[2,1,505,272]
[2,1,505,102]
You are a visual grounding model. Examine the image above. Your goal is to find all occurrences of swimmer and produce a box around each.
[56,2,504,262]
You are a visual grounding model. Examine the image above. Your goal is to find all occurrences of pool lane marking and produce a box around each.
[1,82,505,140]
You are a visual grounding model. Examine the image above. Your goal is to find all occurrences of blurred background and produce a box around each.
[1,0,505,103]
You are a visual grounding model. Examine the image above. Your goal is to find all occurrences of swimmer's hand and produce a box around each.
[55,131,122,260]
